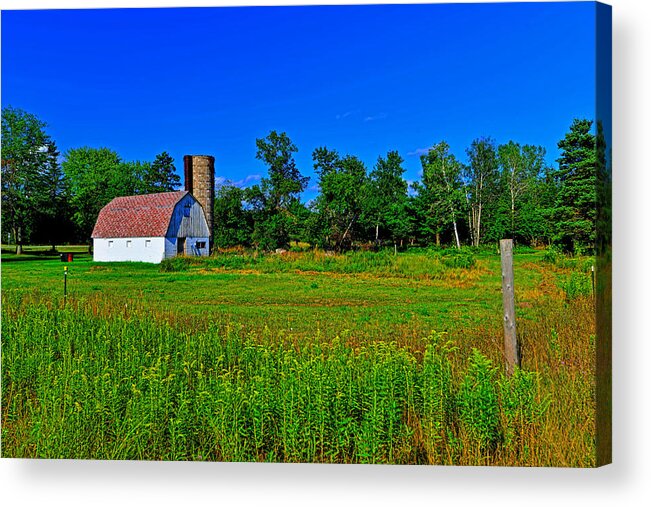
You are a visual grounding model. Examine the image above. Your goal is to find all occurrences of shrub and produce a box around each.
[457,349,501,453]
[439,252,476,269]
[421,332,458,461]
[159,257,190,272]
[542,245,562,264]
[499,368,550,449]
[560,271,592,300]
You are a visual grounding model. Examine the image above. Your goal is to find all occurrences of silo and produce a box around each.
[184,155,215,250]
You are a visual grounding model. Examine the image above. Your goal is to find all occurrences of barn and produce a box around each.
[91,191,210,263]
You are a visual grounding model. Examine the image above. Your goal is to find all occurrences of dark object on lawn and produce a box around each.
[60,253,74,262]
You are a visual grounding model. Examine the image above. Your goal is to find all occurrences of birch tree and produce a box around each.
[497,141,546,239]
[465,137,499,247]
[418,141,464,248]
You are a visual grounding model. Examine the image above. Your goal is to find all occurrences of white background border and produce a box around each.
[1,0,649,505]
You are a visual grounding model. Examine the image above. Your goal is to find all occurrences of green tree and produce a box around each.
[364,151,408,245]
[411,182,442,245]
[248,131,309,249]
[517,167,557,246]
[497,142,546,240]
[312,147,368,250]
[287,199,313,247]
[553,119,597,252]
[143,151,180,193]
[595,120,611,258]
[464,137,499,247]
[120,160,152,195]
[1,106,60,253]
[415,142,465,248]
[213,183,253,248]
[62,147,135,243]
[31,143,73,250]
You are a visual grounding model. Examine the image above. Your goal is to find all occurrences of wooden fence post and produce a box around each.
[500,239,520,375]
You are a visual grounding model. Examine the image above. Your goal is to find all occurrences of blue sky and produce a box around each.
[2,3,597,199]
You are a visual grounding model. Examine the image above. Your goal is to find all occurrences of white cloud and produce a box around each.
[216,174,262,188]
[363,112,388,122]
[242,174,261,184]
[336,109,359,120]
[407,147,433,156]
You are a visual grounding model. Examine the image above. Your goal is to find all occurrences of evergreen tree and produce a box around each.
[1,106,60,253]
[32,143,73,249]
[595,120,611,258]
[553,119,597,252]
[144,151,180,193]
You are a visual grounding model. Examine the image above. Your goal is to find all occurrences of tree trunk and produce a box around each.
[474,174,484,247]
[338,214,357,251]
[467,209,474,246]
[436,232,440,246]
[453,220,461,249]
[14,226,23,255]
[375,222,379,244]
[476,202,482,247]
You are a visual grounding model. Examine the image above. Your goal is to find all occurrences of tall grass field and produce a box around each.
[1,247,597,465]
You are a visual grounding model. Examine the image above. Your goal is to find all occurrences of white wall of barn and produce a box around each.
[93,237,166,263]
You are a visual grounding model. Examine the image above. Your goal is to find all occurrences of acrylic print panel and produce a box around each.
[1,2,611,466]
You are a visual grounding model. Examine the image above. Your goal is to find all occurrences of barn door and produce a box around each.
[177,237,186,256]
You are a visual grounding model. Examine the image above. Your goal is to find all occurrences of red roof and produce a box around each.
[91,191,188,238]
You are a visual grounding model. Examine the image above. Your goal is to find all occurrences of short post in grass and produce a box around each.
[63,265,68,305]
[500,239,520,375]
[591,264,596,298]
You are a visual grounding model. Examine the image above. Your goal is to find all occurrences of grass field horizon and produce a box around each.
[2,245,597,465]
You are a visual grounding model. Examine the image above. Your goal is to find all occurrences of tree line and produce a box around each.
[2,107,179,253]
[2,105,599,254]
[216,121,599,254]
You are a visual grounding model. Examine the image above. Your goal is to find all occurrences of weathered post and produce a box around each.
[500,239,520,375]
[63,265,68,305]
